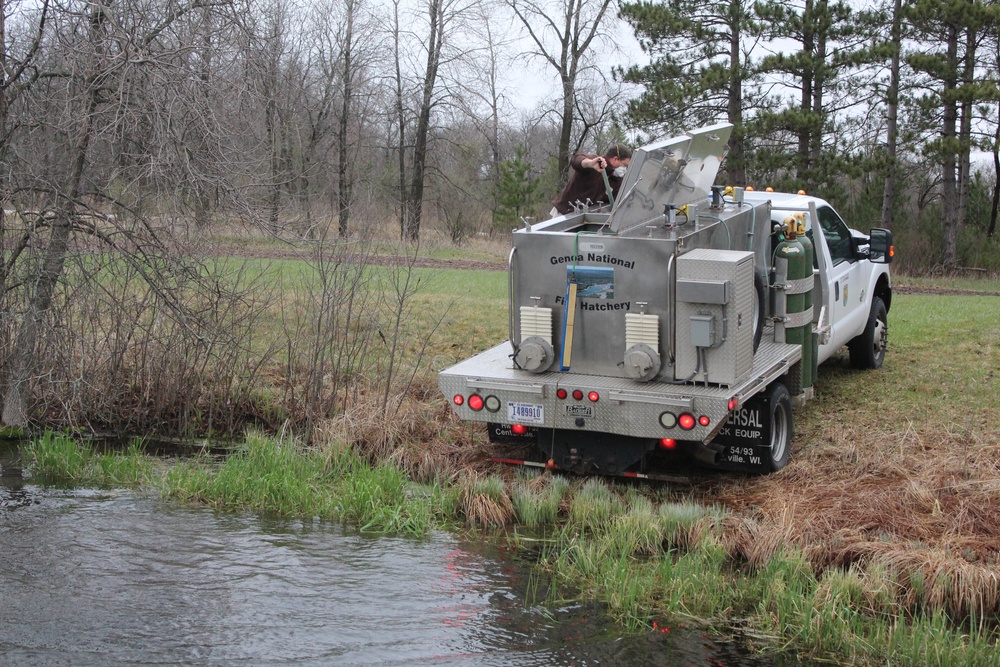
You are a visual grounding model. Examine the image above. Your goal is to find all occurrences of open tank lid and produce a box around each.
[607,123,733,234]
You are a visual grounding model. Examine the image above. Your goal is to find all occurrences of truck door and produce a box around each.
[814,206,867,354]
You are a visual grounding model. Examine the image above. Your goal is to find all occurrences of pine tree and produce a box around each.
[906,0,1000,267]
[493,148,541,234]
[751,0,865,192]
[618,0,762,184]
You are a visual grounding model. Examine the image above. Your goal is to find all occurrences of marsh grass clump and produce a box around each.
[603,492,663,558]
[158,432,451,535]
[198,431,327,516]
[24,432,90,481]
[460,472,513,527]
[567,478,624,535]
[338,451,441,535]
[511,472,568,528]
[24,430,457,537]
[25,433,153,487]
[876,546,1000,621]
[658,499,724,551]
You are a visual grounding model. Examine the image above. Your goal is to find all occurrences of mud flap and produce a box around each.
[486,422,539,444]
[709,391,778,473]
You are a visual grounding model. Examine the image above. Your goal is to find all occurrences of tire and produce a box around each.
[763,382,792,472]
[752,267,767,352]
[848,296,887,370]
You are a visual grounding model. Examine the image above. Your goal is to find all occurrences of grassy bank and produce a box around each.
[20,270,1000,666]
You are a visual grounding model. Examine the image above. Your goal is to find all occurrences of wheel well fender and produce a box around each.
[874,273,892,312]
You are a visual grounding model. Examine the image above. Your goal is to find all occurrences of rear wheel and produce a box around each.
[763,382,792,472]
[848,296,887,369]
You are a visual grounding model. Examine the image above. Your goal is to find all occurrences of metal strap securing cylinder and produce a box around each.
[784,306,814,329]
[784,276,813,295]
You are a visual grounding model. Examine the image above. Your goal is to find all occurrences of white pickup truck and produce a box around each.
[439,124,893,479]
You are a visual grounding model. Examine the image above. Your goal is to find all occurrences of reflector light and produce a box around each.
[512,424,528,435]
[678,413,696,430]
[889,246,895,258]
[698,415,710,427]
[588,391,599,402]
[659,438,677,450]
[572,389,584,400]
[556,388,568,399]
[484,395,501,412]
[453,395,464,406]
[728,397,739,411]
[468,394,484,411]
[659,412,677,429]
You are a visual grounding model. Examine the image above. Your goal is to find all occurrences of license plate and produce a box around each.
[507,402,544,424]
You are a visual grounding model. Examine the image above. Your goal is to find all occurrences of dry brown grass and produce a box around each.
[459,471,515,528]
[317,375,492,483]
[706,364,1000,620]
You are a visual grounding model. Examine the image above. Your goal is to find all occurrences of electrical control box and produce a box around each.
[675,249,755,385]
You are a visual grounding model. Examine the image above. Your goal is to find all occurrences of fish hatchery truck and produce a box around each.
[439,124,894,480]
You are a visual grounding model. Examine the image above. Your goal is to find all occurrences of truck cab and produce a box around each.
[749,191,893,370]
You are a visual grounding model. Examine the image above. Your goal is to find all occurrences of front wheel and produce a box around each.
[848,297,887,369]
[763,382,793,473]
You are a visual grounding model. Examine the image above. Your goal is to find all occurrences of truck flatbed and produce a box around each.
[439,325,801,442]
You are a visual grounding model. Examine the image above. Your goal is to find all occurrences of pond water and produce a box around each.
[0,444,781,666]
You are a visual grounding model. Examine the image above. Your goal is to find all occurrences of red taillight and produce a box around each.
[728,397,739,411]
[659,438,677,449]
[572,389,584,401]
[556,388,568,399]
[588,391,599,402]
[468,394,484,411]
[698,415,710,427]
[511,424,528,435]
[678,413,696,430]
[453,395,464,406]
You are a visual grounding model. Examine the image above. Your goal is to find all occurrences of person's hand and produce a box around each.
[586,157,607,171]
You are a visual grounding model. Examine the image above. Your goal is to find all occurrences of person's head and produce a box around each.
[603,143,632,170]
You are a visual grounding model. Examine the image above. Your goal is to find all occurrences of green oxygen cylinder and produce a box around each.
[776,217,810,396]
[795,216,816,390]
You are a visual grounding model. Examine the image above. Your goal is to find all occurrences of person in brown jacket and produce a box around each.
[550,143,632,217]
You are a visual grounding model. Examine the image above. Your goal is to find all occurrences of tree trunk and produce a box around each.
[797,0,815,180]
[726,0,746,185]
[392,0,407,239]
[940,23,960,268]
[956,22,975,234]
[990,114,999,237]
[2,83,98,426]
[880,0,901,230]
[337,0,356,238]
[405,0,444,243]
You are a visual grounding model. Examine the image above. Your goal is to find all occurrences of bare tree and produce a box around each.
[404,0,448,242]
[1,0,238,427]
[450,2,517,212]
[506,0,617,181]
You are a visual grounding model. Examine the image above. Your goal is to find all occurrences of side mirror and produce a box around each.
[868,228,894,264]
